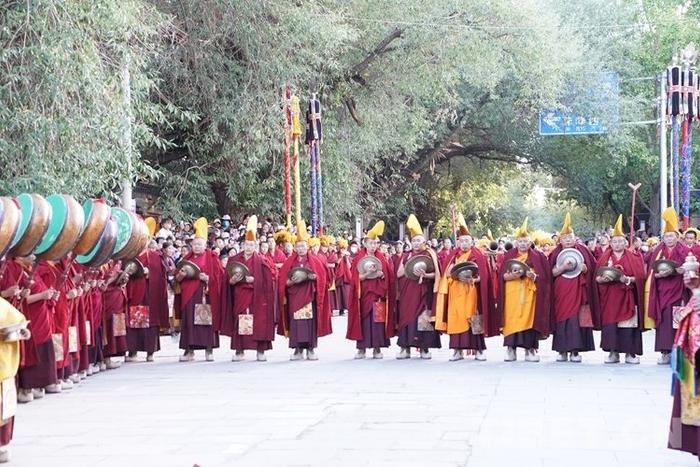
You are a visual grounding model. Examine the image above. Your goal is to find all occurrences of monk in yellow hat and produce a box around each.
[125,217,168,363]
[498,218,552,362]
[277,220,331,360]
[318,236,339,316]
[395,215,441,360]
[646,207,690,365]
[549,213,600,363]
[595,215,646,364]
[334,238,352,316]
[221,216,276,362]
[434,214,494,362]
[174,217,225,362]
[346,221,395,359]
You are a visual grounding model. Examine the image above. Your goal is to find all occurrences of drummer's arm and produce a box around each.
[552,265,565,277]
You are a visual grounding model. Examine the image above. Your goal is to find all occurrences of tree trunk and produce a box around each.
[210,181,235,217]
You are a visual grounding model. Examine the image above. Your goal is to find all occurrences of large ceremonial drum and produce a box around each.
[9,193,51,257]
[0,197,21,259]
[73,199,111,256]
[34,194,85,261]
[111,208,149,260]
[76,218,117,267]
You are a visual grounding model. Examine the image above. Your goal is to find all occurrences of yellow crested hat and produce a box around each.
[647,236,659,246]
[559,212,573,236]
[457,214,470,237]
[514,217,529,238]
[476,239,490,249]
[245,215,257,241]
[144,217,157,238]
[296,219,310,243]
[406,214,423,238]
[338,238,349,249]
[366,220,385,240]
[193,217,208,240]
[612,214,625,238]
[662,207,680,234]
[273,229,290,245]
[308,237,320,248]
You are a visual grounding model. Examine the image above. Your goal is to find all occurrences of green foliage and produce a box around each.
[1,0,699,235]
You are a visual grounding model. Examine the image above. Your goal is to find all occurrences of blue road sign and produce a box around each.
[538,110,607,135]
[539,72,619,136]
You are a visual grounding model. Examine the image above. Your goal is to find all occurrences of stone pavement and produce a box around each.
[8,316,697,467]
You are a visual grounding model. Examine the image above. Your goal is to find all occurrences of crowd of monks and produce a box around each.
[2,206,700,462]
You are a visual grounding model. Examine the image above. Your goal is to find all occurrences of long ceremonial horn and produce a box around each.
[628,182,641,248]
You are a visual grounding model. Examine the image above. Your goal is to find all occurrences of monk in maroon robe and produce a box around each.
[396,215,442,359]
[549,214,600,363]
[100,261,128,364]
[126,242,166,361]
[221,218,276,362]
[320,238,340,315]
[35,257,87,389]
[277,221,331,361]
[596,218,646,364]
[175,224,225,362]
[335,239,352,315]
[647,208,690,364]
[497,219,552,362]
[13,257,60,401]
[437,238,453,272]
[435,220,495,362]
[346,222,395,359]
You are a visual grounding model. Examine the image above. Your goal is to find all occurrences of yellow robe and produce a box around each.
[0,298,26,424]
[502,252,537,336]
[443,252,478,335]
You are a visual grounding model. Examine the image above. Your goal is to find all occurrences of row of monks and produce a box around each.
[0,205,696,462]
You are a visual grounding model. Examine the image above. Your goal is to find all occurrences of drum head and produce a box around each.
[0,197,20,259]
[36,195,85,261]
[10,193,51,257]
[34,194,68,255]
[73,199,110,255]
[10,193,34,250]
[111,207,134,257]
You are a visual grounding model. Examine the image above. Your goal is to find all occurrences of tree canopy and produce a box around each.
[1,0,699,236]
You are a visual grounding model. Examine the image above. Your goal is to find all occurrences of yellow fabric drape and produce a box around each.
[0,298,25,381]
[502,252,537,336]
[445,252,478,334]
[643,248,662,329]
[681,357,700,426]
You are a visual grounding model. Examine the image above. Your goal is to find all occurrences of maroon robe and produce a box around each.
[548,243,600,353]
[177,249,225,350]
[646,242,690,351]
[101,263,128,357]
[17,263,57,389]
[145,250,169,330]
[335,252,352,312]
[35,261,67,369]
[396,249,441,349]
[596,248,646,355]
[221,252,275,351]
[277,252,331,344]
[126,253,161,354]
[346,249,395,347]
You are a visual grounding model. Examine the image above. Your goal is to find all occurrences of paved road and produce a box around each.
[9,316,696,467]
